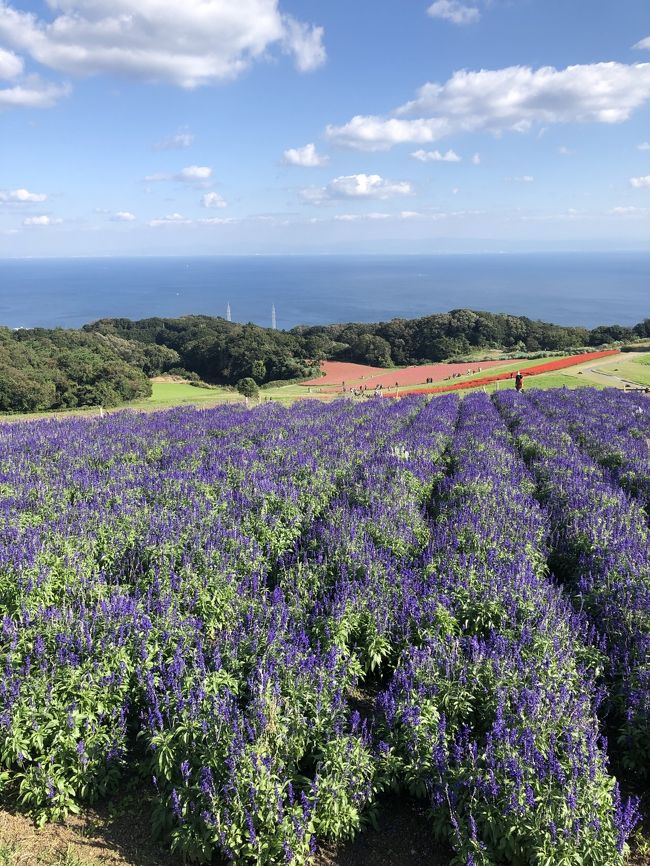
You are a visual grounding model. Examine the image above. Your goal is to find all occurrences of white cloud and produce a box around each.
[0,42,68,110]
[0,188,47,202]
[0,0,325,89]
[638,142,650,150]
[634,36,650,50]
[0,78,70,109]
[23,215,61,226]
[145,165,213,184]
[148,212,192,227]
[301,173,414,205]
[198,216,236,225]
[326,62,650,150]
[611,206,648,216]
[282,18,326,72]
[411,148,461,162]
[507,175,534,182]
[331,208,480,224]
[428,1,480,25]
[147,212,238,227]
[154,130,194,150]
[334,212,392,222]
[111,211,136,221]
[558,146,574,155]
[283,142,329,167]
[630,176,650,188]
[177,165,212,181]
[472,152,481,164]
[327,116,450,151]
[202,191,227,208]
[0,46,22,78]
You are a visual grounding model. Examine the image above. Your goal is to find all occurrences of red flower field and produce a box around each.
[303,360,516,388]
[385,350,620,397]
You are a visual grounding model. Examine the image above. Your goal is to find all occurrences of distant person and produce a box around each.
[515,371,524,392]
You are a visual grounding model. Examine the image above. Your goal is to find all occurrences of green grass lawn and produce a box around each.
[602,360,650,388]
[449,355,569,384]
[0,381,243,422]
[478,372,594,393]
[3,353,648,424]
[127,381,242,410]
[524,371,603,390]
[260,383,334,403]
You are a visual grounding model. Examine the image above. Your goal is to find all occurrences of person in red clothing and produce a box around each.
[515,371,524,392]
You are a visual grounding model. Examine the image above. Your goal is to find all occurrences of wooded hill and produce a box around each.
[0,310,648,412]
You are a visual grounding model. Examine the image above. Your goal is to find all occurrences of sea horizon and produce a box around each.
[0,251,648,332]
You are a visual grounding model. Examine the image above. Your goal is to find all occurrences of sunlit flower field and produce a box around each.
[0,389,648,865]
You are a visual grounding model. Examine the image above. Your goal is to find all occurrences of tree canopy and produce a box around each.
[0,308,643,413]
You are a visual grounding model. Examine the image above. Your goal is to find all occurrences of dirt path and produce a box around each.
[564,352,650,389]
[0,796,453,866]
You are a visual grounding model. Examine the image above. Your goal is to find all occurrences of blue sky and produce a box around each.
[0,0,649,256]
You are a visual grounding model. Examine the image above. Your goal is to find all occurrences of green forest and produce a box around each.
[0,309,648,412]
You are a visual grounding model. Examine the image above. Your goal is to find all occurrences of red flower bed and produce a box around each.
[303,359,524,389]
[385,350,620,397]
[302,361,385,386]
[342,360,511,389]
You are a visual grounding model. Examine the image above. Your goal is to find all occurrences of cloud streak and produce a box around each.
[0,77,70,109]
[0,188,47,202]
[23,215,61,226]
[326,62,650,150]
[154,130,194,150]
[145,165,213,185]
[411,148,461,162]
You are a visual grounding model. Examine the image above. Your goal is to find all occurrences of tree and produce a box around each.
[634,319,650,338]
[429,335,470,361]
[236,377,259,398]
[251,360,267,383]
[0,367,55,412]
[588,325,635,346]
[350,334,393,367]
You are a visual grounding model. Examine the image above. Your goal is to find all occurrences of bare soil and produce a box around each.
[149,376,190,383]
[1,791,648,866]
[0,793,453,866]
[314,796,452,866]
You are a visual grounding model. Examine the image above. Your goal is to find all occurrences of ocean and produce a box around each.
[0,252,647,330]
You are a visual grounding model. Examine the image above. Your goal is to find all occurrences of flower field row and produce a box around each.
[388,350,620,397]
[494,390,650,776]
[0,390,647,865]
[528,388,650,509]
